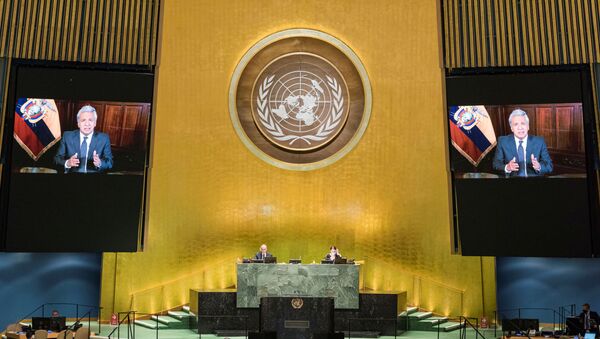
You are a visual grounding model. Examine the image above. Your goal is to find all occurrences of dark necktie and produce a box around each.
[517,140,525,177]
[80,136,88,173]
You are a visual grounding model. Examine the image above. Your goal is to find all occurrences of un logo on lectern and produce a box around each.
[230,29,372,170]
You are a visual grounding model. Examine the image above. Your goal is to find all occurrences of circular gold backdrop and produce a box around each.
[229,29,372,170]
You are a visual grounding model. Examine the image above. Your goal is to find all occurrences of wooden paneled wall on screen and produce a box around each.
[451,103,586,175]
[12,100,151,173]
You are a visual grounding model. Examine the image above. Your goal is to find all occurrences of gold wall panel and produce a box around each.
[443,0,600,68]
[100,0,496,319]
[0,0,160,65]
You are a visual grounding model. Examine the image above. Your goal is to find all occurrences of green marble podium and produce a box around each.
[236,263,359,309]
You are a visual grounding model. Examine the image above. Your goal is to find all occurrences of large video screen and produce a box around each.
[0,62,154,251]
[446,69,600,257]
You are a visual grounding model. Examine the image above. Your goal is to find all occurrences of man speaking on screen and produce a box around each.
[492,109,553,177]
[54,105,113,173]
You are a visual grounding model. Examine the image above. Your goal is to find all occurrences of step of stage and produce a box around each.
[399,306,420,317]
[133,320,169,330]
[408,311,433,319]
[167,310,194,320]
[410,316,449,331]
[439,321,464,331]
[152,315,189,329]
[182,305,190,313]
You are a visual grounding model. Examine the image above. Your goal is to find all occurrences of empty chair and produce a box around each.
[73,327,89,339]
[5,323,22,332]
[34,329,48,339]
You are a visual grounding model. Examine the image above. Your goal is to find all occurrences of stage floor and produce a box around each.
[92,323,499,339]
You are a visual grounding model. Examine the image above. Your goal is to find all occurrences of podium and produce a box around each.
[259,296,337,339]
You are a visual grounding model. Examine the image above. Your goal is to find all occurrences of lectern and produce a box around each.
[259,296,335,339]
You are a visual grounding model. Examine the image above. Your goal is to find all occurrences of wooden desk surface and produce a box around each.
[6,331,59,339]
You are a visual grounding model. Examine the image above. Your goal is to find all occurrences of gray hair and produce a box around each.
[77,105,98,122]
[508,108,529,125]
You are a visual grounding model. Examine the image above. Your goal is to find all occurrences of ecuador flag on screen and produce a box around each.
[449,105,496,166]
[14,98,61,161]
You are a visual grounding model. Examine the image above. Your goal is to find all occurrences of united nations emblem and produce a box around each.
[230,29,372,170]
[291,298,304,309]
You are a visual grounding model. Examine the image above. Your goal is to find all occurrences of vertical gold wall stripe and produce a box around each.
[473,0,481,67]
[24,0,36,59]
[0,0,8,57]
[71,0,81,62]
[566,0,576,63]
[131,0,140,64]
[504,0,513,66]
[574,0,582,62]
[13,1,25,58]
[486,0,494,67]
[592,0,600,62]
[150,0,158,65]
[138,0,146,64]
[51,0,61,60]
[544,0,555,64]
[496,0,504,66]
[98,0,107,62]
[32,0,43,59]
[480,0,488,67]
[93,0,103,63]
[113,0,122,63]
[582,0,592,63]
[467,0,474,67]
[59,0,69,60]
[538,1,548,65]
[107,0,117,63]
[532,0,541,65]
[453,0,460,67]
[80,0,91,62]
[67,0,77,62]
[557,0,567,63]
[580,0,588,62]
[142,0,151,66]
[525,0,534,65]
[511,0,520,65]
[121,0,129,64]
[460,1,471,67]
[49,0,59,60]
[444,0,450,68]
[39,0,49,60]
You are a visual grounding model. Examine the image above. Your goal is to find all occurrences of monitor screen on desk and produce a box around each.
[32,317,66,331]
[321,260,333,264]
[264,256,277,264]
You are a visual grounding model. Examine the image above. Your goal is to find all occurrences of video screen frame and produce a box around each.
[0,60,155,252]
[445,65,600,257]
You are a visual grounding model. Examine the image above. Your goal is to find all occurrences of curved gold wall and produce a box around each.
[100,0,496,318]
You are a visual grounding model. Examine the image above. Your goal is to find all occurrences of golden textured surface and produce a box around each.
[100,0,496,318]
[443,0,600,67]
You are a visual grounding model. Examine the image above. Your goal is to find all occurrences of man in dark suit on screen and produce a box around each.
[492,109,553,177]
[54,105,113,173]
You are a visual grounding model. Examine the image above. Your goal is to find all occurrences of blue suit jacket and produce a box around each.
[54,130,113,173]
[492,135,553,176]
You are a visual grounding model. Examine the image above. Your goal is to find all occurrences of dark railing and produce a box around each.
[459,316,488,339]
[16,303,102,335]
[106,311,165,339]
